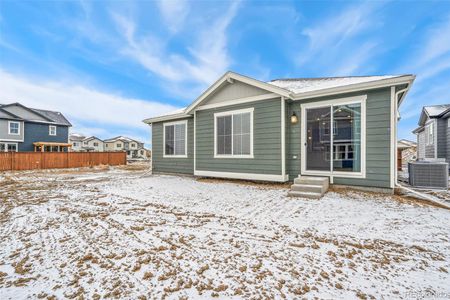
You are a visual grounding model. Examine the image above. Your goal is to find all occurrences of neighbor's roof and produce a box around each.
[267,75,405,94]
[423,104,450,117]
[104,136,142,143]
[397,139,417,149]
[32,108,72,126]
[0,102,72,126]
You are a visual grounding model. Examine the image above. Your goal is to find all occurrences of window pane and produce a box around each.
[174,124,186,155]
[233,114,242,134]
[165,125,174,155]
[216,116,232,155]
[241,133,251,155]
[241,113,250,134]
[333,104,361,172]
[233,134,241,155]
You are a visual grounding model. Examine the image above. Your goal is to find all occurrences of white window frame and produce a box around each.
[8,121,20,135]
[0,142,18,152]
[300,95,366,179]
[49,125,57,136]
[214,107,254,159]
[163,120,188,158]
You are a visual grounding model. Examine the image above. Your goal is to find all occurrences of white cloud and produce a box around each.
[157,0,190,33]
[112,1,240,87]
[0,69,180,139]
[414,15,450,68]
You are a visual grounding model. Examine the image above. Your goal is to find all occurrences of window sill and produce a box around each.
[214,155,254,159]
[163,155,188,158]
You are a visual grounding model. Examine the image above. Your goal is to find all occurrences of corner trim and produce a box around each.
[194,170,289,182]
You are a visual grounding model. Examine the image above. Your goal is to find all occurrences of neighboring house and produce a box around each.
[144,71,415,192]
[413,105,450,162]
[69,133,86,151]
[103,136,146,159]
[397,139,417,172]
[0,102,71,152]
[70,134,104,152]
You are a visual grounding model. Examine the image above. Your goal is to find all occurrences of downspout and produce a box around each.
[394,86,410,186]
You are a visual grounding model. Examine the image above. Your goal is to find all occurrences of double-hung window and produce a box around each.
[49,125,57,136]
[214,108,253,158]
[164,120,187,157]
[8,121,20,135]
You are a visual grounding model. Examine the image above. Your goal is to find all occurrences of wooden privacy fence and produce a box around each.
[0,152,127,171]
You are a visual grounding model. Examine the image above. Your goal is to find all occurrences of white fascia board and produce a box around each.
[292,75,415,101]
[185,71,292,114]
[143,113,192,124]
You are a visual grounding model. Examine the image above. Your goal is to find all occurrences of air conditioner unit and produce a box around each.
[409,161,448,189]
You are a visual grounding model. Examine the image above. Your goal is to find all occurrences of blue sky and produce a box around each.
[1,0,450,146]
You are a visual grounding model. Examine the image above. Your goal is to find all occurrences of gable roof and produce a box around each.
[0,102,72,126]
[418,104,450,126]
[103,136,142,144]
[143,71,415,124]
[83,136,103,142]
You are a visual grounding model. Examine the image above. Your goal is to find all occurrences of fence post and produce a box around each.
[10,152,14,171]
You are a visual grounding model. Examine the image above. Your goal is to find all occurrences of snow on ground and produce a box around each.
[0,166,449,299]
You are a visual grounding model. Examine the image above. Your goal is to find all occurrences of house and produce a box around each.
[413,104,450,162]
[144,71,415,193]
[103,136,147,159]
[0,102,71,152]
[69,134,104,152]
[397,139,417,172]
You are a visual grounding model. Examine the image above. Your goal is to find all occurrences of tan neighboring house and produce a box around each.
[69,134,104,152]
[397,139,417,172]
[103,136,148,159]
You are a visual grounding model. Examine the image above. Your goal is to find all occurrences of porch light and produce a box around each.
[291,112,299,124]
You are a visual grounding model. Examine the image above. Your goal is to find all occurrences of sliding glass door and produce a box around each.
[303,99,364,177]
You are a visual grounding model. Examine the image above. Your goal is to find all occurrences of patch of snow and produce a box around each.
[0,169,449,299]
[268,75,401,94]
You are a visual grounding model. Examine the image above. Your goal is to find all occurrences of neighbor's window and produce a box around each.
[9,121,20,135]
[131,143,135,148]
[94,142,98,147]
[427,122,434,145]
[117,143,122,148]
[49,125,57,136]
[73,142,78,146]
[215,108,253,158]
[164,120,187,157]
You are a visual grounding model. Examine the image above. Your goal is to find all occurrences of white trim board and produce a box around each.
[163,119,188,158]
[300,95,367,180]
[194,170,289,182]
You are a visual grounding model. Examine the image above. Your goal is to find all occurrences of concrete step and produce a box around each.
[294,176,329,187]
[290,183,325,194]
[287,190,322,199]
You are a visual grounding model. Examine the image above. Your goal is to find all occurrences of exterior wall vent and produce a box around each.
[408,161,449,189]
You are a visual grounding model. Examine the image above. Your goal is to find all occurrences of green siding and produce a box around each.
[152,118,194,174]
[287,88,393,188]
[196,98,282,175]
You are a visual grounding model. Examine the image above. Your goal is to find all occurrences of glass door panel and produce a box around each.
[306,106,331,171]
[332,103,361,172]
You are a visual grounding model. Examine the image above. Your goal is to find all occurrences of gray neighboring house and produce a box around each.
[144,71,415,192]
[413,104,450,162]
[0,102,71,152]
